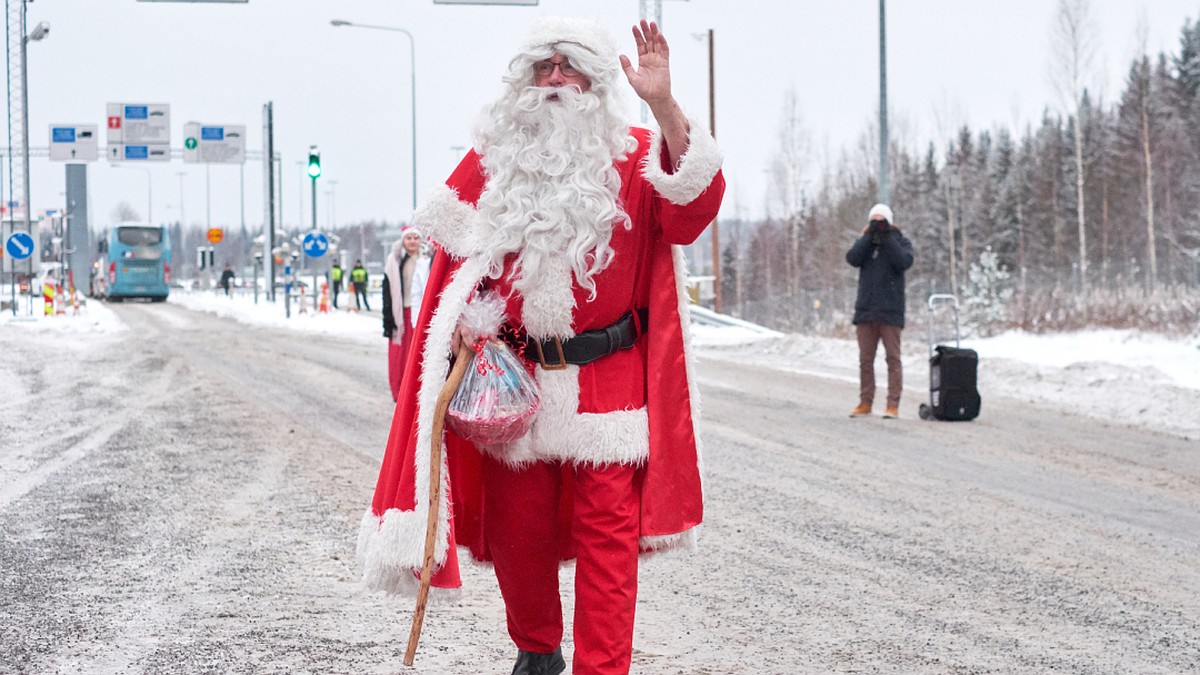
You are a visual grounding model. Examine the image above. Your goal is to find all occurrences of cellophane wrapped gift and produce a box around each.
[446,338,540,446]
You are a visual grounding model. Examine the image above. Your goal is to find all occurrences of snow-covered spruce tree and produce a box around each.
[963,246,1014,337]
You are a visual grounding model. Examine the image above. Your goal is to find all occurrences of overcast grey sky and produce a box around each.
[15,0,1200,234]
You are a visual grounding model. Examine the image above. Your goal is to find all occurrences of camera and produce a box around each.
[869,218,890,245]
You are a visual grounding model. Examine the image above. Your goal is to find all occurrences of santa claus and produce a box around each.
[357,16,724,675]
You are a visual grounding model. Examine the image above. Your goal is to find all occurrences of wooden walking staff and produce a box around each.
[404,344,474,666]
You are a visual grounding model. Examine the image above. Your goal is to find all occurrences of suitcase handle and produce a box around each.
[926,293,961,355]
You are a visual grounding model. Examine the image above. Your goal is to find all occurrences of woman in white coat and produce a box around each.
[381,226,431,401]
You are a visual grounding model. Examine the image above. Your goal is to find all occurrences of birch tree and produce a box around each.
[1051,0,1098,293]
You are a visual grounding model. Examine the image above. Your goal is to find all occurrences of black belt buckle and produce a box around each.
[533,336,568,371]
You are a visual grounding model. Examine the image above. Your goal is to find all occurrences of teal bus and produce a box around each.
[98,224,171,302]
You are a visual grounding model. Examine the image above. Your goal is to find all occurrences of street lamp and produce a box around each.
[110,164,152,223]
[330,19,418,213]
[21,16,50,245]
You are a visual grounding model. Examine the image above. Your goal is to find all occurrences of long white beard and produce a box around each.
[474,86,632,299]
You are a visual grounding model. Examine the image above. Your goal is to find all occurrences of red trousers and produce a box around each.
[482,455,641,675]
[856,321,903,407]
[387,307,413,402]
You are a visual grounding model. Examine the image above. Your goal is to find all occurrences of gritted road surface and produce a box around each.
[1,301,1197,674]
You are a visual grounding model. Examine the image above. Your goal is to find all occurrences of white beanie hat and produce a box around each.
[868,203,894,224]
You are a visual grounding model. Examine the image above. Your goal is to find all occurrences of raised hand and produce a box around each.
[620,20,672,107]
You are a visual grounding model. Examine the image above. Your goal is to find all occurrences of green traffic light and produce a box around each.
[307,151,321,178]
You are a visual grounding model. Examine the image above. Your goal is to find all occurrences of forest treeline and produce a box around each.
[723,10,1200,338]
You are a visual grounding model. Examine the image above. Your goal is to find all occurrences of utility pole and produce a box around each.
[878,0,890,204]
[705,28,722,314]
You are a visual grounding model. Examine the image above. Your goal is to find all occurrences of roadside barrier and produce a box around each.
[319,282,329,314]
[43,282,55,316]
[299,284,308,314]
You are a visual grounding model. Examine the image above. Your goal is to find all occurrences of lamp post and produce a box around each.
[176,171,187,227]
[20,16,49,232]
[694,28,721,313]
[111,164,152,223]
[331,19,418,213]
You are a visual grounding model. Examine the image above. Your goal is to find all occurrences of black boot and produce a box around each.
[511,647,565,675]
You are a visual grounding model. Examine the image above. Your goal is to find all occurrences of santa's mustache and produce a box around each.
[514,86,601,116]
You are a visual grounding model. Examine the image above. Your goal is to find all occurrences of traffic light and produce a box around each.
[307,146,321,179]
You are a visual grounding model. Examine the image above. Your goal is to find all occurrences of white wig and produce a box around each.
[472,17,637,300]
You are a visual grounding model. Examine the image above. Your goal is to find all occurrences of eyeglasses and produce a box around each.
[533,59,581,78]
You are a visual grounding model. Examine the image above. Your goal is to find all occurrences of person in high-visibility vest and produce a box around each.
[349,260,369,311]
[330,262,343,309]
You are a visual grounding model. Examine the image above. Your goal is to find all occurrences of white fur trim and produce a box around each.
[642,116,724,206]
[640,528,698,554]
[357,509,461,601]
[482,366,650,468]
[522,16,618,60]
[414,184,477,259]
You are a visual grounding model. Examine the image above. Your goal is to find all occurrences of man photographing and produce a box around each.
[846,203,915,419]
[357,17,724,675]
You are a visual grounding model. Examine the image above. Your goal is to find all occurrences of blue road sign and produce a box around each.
[5,231,34,260]
[302,232,329,258]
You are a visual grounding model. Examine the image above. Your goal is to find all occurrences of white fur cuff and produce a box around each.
[642,117,723,206]
[414,184,477,259]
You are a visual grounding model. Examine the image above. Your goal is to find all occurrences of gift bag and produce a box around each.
[445,338,540,446]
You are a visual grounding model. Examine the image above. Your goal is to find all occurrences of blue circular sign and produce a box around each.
[302,232,328,258]
[5,231,34,260]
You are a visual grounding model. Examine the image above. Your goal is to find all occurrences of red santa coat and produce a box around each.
[358,122,724,595]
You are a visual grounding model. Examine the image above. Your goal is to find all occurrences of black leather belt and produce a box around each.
[524,308,649,370]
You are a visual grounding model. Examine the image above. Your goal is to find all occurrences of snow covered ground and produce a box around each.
[5,289,1199,440]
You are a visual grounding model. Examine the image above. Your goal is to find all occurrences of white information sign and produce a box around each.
[49,124,99,162]
[107,102,171,161]
[182,122,247,164]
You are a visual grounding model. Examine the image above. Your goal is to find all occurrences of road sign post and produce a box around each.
[6,231,35,317]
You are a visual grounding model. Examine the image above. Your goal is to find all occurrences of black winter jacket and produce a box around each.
[845,227,914,328]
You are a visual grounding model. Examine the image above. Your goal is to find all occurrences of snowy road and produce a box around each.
[2,302,1199,674]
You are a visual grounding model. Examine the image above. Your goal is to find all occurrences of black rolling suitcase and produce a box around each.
[918,295,981,421]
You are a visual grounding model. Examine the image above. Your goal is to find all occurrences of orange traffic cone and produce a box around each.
[55,282,66,315]
[319,282,329,314]
[68,270,80,315]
